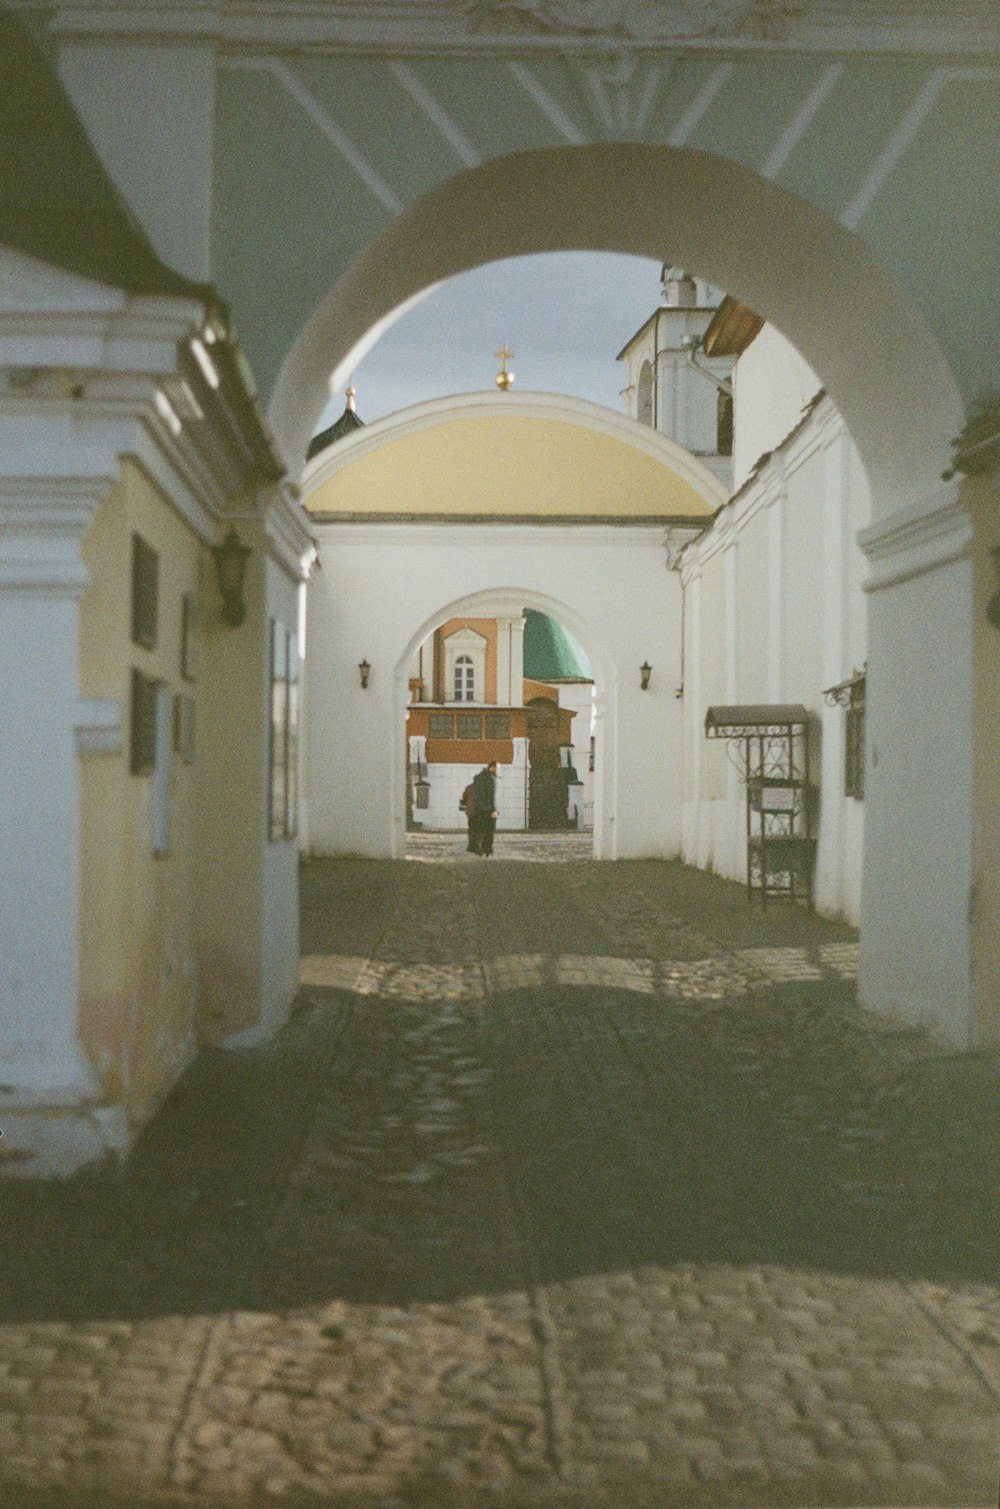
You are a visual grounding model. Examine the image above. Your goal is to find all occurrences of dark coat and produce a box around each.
[472,767,496,813]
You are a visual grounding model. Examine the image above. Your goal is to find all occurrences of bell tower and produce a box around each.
[618,266,734,487]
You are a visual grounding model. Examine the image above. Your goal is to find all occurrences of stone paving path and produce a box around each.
[0,855,999,1508]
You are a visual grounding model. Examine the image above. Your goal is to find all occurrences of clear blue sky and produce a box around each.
[313,251,663,432]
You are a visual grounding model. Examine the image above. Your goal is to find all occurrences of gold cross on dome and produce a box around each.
[494,343,515,391]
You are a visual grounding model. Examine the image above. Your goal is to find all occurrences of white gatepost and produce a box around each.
[0,476,122,1174]
[817,428,850,911]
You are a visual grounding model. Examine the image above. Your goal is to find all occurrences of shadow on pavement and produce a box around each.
[0,978,998,1327]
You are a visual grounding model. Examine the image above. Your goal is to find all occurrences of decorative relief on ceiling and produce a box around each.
[461,1,804,42]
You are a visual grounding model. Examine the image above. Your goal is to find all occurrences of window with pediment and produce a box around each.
[443,626,487,704]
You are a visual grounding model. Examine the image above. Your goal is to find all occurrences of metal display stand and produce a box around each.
[705,704,814,907]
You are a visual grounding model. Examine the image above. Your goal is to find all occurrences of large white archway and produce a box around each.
[393,585,617,860]
[289,143,984,1048]
[271,143,963,516]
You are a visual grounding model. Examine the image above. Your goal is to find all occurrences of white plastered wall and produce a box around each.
[304,523,683,861]
[681,334,870,926]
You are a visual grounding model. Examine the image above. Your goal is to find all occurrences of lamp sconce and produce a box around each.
[640,661,652,691]
[358,658,371,690]
[988,547,1000,629]
[211,527,252,628]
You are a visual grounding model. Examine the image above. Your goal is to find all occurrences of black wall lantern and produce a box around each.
[358,658,371,689]
[211,527,252,628]
[640,661,652,690]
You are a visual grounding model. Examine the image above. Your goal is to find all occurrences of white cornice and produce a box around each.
[263,482,316,578]
[859,485,971,592]
[303,389,727,512]
[24,1,1000,58]
[310,518,673,549]
[675,393,848,573]
[0,475,113,594]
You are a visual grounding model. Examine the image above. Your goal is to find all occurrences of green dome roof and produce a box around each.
[523,611,592,682]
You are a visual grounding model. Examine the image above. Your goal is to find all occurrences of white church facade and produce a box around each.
[302,265,871,927]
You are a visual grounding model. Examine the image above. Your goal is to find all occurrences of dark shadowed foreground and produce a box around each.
[0,850,997,1507]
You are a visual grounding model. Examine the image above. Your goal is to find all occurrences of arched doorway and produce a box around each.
[394,586,612,859]
[283,143,981,1047]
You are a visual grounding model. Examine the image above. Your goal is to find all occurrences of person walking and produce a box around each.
[470,761,499,856]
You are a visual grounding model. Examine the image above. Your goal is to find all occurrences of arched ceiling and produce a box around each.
[199,1,1000,403]
[14,1,1000,415]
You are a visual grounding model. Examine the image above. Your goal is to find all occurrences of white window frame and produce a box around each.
[443,627,487,704]
[454,654,475,702]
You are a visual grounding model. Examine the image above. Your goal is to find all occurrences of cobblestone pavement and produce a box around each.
[1,856,999,1508]
[406,833,594,863]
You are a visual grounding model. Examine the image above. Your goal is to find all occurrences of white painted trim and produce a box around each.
[303,389,728,508]
[842,66,1000,228]
[766,478,785,700]
[860,487,972,592]
[75,698,122,757]
[389,60,482,166]
[508,61,588,144]
[312,519,688,551]
[667,63,734,146]
[634,62,665,132]
[0,475,110,594]
[763,63,844,179]
[224,56,403,215]
[264,483,316,579]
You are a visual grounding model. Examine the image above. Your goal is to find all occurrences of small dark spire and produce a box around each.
[306,386,365,461]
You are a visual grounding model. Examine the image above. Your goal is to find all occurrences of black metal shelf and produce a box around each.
[705,704,814,908]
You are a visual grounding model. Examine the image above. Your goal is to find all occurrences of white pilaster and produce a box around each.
[0,476,123,1173]
[858,487,975,1046]
[510,613,525,703]
[765,474,786,701]
[817,431,849,910]
[687,566,702,819]
[722,530,740,844]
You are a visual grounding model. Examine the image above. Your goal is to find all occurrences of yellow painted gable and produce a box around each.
[306,415,716,520]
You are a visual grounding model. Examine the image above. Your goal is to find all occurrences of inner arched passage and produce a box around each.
[396,586,611,859]
[271,143,963,516]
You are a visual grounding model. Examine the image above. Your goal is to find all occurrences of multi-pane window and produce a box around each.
[485,713,510,739]
[457,713,481,740]
[454,654,474,702]
[429,714,453,739]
